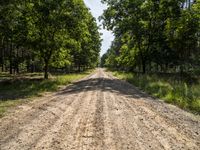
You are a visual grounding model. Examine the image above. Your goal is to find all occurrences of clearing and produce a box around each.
[0,69,199,150]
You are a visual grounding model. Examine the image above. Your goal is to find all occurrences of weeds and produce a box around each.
[0,70,93,117]
[112,71,200,114]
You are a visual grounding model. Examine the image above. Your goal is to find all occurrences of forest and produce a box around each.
[0,0,200,114]
[0,0,101,79]
[0,1,200,147]
[101,0,199,74]
[101,0,200,113]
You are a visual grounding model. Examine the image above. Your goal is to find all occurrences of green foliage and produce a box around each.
[101,0,200,113]
[0,0,101,78]
[101,0,200,74]
[113,71,200,114]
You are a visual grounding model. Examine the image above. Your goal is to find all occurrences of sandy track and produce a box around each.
[0,69,199,150]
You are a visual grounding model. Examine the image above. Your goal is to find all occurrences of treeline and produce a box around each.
[101,0,200,74]
[0,0,101,79]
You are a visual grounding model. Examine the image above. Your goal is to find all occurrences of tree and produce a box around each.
[0,0,101,78]
[101,0,199,74]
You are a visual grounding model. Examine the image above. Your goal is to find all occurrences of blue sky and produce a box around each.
[83,0,114,56]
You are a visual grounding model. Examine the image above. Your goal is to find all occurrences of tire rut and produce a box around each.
[105,75,199,150]
[31,77,100,150]
[0,68,199,150]
[0,72,98,150]
[92,78,105,150]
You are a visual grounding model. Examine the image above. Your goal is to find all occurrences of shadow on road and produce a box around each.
[57,77,153,100]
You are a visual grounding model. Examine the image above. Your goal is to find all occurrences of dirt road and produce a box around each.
[0,69,199,150]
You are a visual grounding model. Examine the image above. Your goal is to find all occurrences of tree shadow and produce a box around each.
[0,75,153,102]
[57,77,153,100]
[0,78,58,100]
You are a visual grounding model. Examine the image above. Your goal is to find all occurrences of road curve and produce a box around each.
[0,68,199,150]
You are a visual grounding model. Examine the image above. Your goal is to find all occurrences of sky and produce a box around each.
[83,0,114,56]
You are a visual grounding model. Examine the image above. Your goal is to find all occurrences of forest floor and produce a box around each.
[0,68,199,150]
[0,71,92,117]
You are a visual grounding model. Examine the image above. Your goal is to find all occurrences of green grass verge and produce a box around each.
[111,71,200,114]
[0,70,93,117]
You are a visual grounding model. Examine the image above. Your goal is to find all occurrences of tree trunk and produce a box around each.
[142,63,146,74]
[16,64,19,74]
[1,64,3,72]
[15,49,19,74]
[44,61,49,79]
[141,57,146,74]
[9,39,13,74]
[78,64,81,72]
[31,56,35,73]
[10,62,12,74]
[31,64,34,73]
[1,36,4,72]
[148,61,151,72]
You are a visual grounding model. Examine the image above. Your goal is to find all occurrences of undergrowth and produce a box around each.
[0,70,93,117]
[112,71,200,114]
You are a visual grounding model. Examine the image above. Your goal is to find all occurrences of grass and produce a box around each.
[111,71,200,114]
[0,70,93,117]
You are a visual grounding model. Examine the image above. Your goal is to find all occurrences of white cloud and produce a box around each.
[83,0,114,56]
